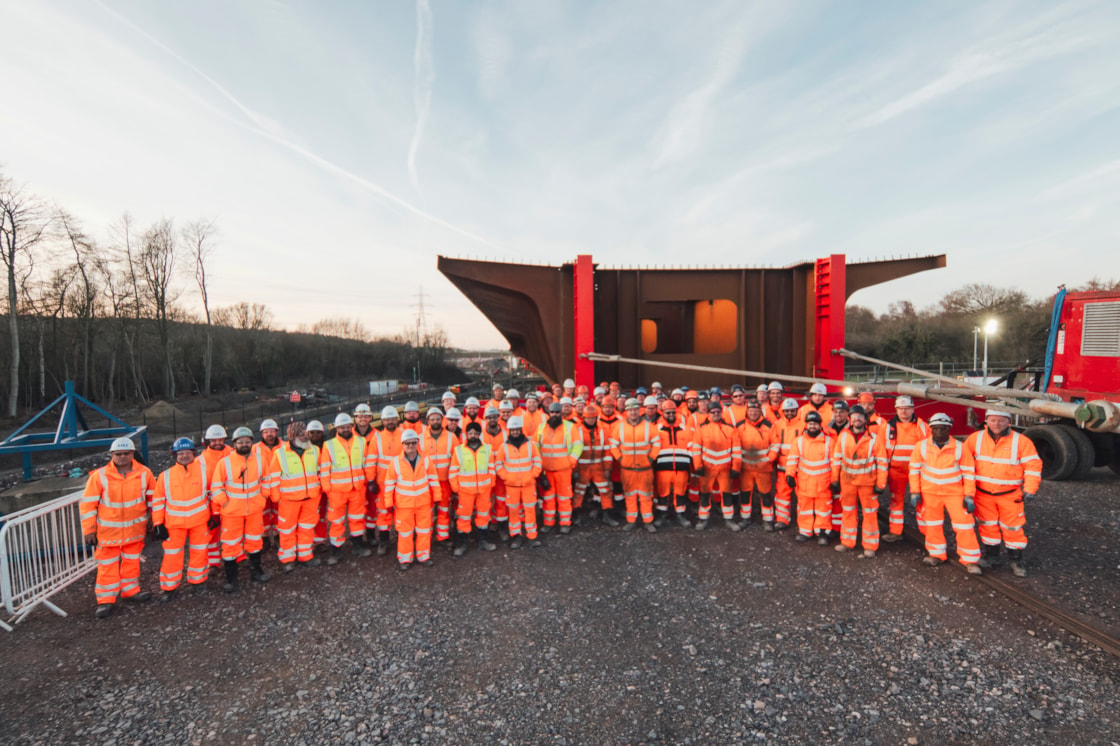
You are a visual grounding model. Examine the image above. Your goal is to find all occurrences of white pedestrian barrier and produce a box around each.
[0,489,94,630]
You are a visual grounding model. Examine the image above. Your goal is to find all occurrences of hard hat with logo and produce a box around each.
[400,429,420,443]
[985,409,1012,419]
[204,424,227,440]
[170,437,195,453]
[110,437,136,452]
[804,411,822,424]
[768,381,784,391]
[259,418,278,432]
[781,398,799,411]
[809,383,827,395]
[894,396,914,408]
[307,420,325,432]
[624,398,640,410]
[353,403,372,416]
[381,406,399,419]
[507,416,524,430]
[929,413,953,427]
[484,406,500,418]
[232,426,254,441]
[833,400,850,411]
[334,412,353,427]
[499,400,513,411]
[404,401,420,413]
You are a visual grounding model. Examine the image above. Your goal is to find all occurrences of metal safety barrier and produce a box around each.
[0,489,93,630]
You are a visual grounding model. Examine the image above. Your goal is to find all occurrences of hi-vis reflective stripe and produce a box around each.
[276,446,317,495]
[501,444,536,473]
[161,465,209,517]
[792,435,833,475]
[219,449,265,501]
[452,444,493,489]
[327,436,365,487]
[836,431,886,475]
[916,439,973,484]
[99,469,150,509]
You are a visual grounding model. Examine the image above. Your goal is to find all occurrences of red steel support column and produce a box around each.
[813,254,846,384]
[573,254,595,388]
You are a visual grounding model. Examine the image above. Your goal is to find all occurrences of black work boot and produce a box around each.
[222,559,240,593]
[376,530,391,556]
[978,544,1001,568]
[249,552,271,583]
[1007,548,1027,577]
[602,509,621,527]
[675,510,692,529]
[453,534,470,558]
[477,527,497,552]
[327,545,343,566]
[352,535,372,558]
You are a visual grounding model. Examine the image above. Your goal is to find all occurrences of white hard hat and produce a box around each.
[354,403,372,416]
[404,401,419,413]
[768,382,785,391]
[499,400,513,411]
[651,381,662,389]
[507,389,520,399]
[465,397,480,407]
[307,420,325,432]
[810,383,827,395]
[757,384,768,393]
[232,426,254,441]
[985,409,1012,419]
[929,413,953,427]
[525,391,539,400]
[593,387,606,396]
[492,382,504,390]
[624,398,641,410]
[563,378,576,389]
[895,396,914,408]
[644,395,658,407]
[484,406,500,417]
[781,398,799,411]
[259,419,278,432]
[400,429,420,443]
[671,388,683,397]
[427,408,443,419]
[204,425,227,440]
[560,396,573,406]
[334,413,353,427]
[381,406,399,419]
[507,416,524,430]
[441,391,456,402]
[445,407,461,420]
[109,437,135,453]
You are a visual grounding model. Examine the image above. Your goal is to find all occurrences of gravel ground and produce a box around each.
[1,470,1118,745]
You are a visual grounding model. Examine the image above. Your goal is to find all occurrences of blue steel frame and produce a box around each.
[0,381,149,481]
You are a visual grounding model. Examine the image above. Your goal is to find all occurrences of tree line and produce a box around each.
[0,169,456,417]
[845,279,1120,369]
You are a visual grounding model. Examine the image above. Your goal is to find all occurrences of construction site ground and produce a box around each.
[1,471,1119,745]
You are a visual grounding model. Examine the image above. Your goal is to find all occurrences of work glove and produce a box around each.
[695,466,707,478]
[207,514,221,530]
[730,470,741,481]
[366,481,380,497]
[874,486,888,498]
[83,533,98,547]
[1022,492,1036,501]
[963,496,975,514]
[909,492,921,509]
[786,475,796,489]
[829,481,840,493]
[153,524,170,542]
[538,474,552,493]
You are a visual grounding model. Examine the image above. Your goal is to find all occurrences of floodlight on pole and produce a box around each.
[982,318,999,383]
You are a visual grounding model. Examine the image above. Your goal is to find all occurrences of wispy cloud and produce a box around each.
[409,0,435,194]
[472,5,512,101]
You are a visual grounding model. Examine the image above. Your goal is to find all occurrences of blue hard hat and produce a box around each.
[680,386,690,392]
[636,387,647,395]
[171,437,196,453]
[710,387,722,396]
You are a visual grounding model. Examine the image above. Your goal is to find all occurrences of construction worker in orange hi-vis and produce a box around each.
[444,407,463,439]
[788,411,835,544]
[536,403,584,534]
[441,390,457,413]
[724,385,750,427]
[762,382,786,424]
[400,401,424,436]
[496,416,543,549]
[857,392,882,427]
[384,429,440,570]
[736,400,776,528]
[505,389,525,419]
[449,421,498,556]
[965,409,1041,577]
[881,395,929,542]
[352,403,381,540]
[462,397,483,428]
[487,382,505,414]
[798,383,834,427]
[678,390,704,508]
[574,403,619,527]
[643,395,660,424]
[319,413,373,566]
[691,401,742,531]
[304,420,330,550]
[481,406,509,538]
[654,399,693,529]
[81,438,155,618]
[152,437,214,601]
[521,392,545,438]
[197,424,232,573]
[421,407,459,545]
[830,406,888,558]
[909,413,983,574]
[211,427,271,592]
[597,395,623,500]
[825,400,850,436]
[611,398,661,532]
[770,398,802,531]
[373,406,404,556]
[266,421,323,573]
[254,418,281,551]
[754,384,769,409]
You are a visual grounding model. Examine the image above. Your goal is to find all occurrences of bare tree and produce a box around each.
[139,219,177,398]
[22,266,74,403]
[214,301,272,331]
[940,283,1028,317]
[0,171,52,416]
[183,219,216,397]
[108,213,149,402]
[59,210,100,396]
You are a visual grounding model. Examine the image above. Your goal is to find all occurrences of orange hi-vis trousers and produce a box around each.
[435,479,455,541]
[839,483,880,552]
[918,492,981,565]
[395,505,433,564]
[885,468,909,535]
[975,488,1028,550]
[277,499,318,564]
[455,488,492,533]
[504,484,538,539]
[774,468,794,525]
[737,470,773,521]
[314,494,329,547]
[540,469,574,527]
[574,464,613,510]
[796,487,833,537]
[221,512,264,561]
[656,470,690,513]
[94,540,145,605]
[327,488,367,547]
[620,468,655,524]
[159,524,210,591]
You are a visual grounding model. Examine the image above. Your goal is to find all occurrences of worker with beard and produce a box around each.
[496,416,543,549]
[611,398,661,533]
[211,428,271,591]
[830,406,887,559]
[787,412,834,544]
[654,399,693,529]
[574,403,619,527]
[198,425,232,574]
[735,400,776,528]
[481,406,509,539]
[254,419,281,551]
[372,407,404,556]
[449,422,497,556]
[266,422,323,572]
[384,429,440,570]
[305,420,329,550]
[691,401,742,531]
[320,413,372,566]
[769,399,802,531]
[537,403,583,534]
[352,404,381,539]
[421,408,459,545]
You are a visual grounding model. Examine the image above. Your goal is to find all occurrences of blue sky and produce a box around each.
[2,0,1118,349]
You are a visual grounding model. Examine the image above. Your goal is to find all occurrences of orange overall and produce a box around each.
[384,453,441,564]
[691,420,742,523]
[611,420,660,525]
[789,433,834,537]
[211,449,267,561]
[421,428,459,541]
[737,417,775,522]
[909,438,981,565]
[536,421,583,528]
[770,417,802,526]
[881,417,929,535]
[964,429,1041,550]
[197,446,232,568]
[655,419,692,514]
[153,460,211,591]
[496,437,542,539]
[81,463,155,605]
[267,443,322,565]
[831,429,888,552]
[319,434,369,546]
[449,443,495,532]
[575,423,614,510]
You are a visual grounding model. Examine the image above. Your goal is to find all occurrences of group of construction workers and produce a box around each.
[79,379,1042,618]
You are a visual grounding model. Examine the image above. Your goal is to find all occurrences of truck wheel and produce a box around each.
[1056,424,1095,480]
[1023,425,1078,481]
[1111,439,1120,476]
[1088,432,1114,467]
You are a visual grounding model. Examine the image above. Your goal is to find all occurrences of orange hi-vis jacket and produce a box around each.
[486,398,504,414]
[421,428,459,482]
[384,453,441,509]
[482,424,506,451]
[761,401,784,424]
[738,417,776,474]
[400,418,424,437]
[831,429,888,487]
[724,403,750,428]
[521,408,545,439]
[771,417,802,469]
[789,433,834,493]
[964,429,1042,495]
[598,412,622,439]
[611,420,660,471]
[353,426,380,482]
[691,420,742,472]
[909,437,976,498]
[882,417,929,474]
[267,443,322,502]
[677,408,704,437]
[496,437,543,487]
[374,427,404,482]
[537,421,584,472]
[198,445,233,487]
[798,401,834,428]
[449,443,495,492]
[81,462,155,546]
[211,449,267,516]
[251,440,279,481]
[655,419,693,473]
[153,460,210,529]
[318,434,368,493]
